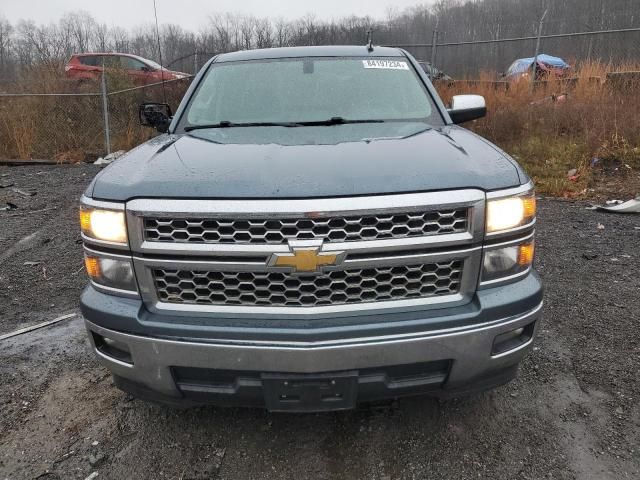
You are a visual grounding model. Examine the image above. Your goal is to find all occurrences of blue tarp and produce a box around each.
[507,54,570,75]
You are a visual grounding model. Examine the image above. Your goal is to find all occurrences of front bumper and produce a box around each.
[83,273,543,410]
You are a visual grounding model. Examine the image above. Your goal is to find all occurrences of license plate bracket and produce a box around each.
[262,371,358,412]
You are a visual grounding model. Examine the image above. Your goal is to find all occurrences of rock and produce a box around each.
[84,473,99,480]
[89,452,106,467]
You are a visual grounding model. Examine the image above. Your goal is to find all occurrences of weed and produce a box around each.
[436,61,640,197]
[0,62,638,197]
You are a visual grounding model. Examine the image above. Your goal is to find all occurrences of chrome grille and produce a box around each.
[128,190,486,315]
[152,260,463,307]
[143,209,468,245]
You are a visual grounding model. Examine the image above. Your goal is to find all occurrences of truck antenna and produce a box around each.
[366,29,374,52]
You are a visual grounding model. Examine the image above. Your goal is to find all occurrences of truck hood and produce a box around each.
[89,125,524,201]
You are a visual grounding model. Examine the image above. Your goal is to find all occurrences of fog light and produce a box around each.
[92,332,133,364]
[492,322,535,356]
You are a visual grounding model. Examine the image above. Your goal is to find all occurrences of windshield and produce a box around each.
[180,57,443,128]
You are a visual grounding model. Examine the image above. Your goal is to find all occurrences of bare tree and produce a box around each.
[60,11,96,53]
[255,18,274,49]
[274,17,291,47]
[0,17,13,73]
[238,15,255,50]
[0,0,639,81]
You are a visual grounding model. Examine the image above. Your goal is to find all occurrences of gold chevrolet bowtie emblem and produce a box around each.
[270,247,342,273]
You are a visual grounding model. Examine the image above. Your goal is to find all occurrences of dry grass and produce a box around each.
[0,69,187,162]
[0,62,639,198]
[435,61,640,198]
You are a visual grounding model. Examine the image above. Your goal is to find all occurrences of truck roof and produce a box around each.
[215,45,405,63]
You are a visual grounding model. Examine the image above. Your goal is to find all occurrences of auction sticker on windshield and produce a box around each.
[362,59,409,70]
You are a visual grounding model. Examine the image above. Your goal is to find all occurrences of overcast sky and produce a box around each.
[2,0,431,29]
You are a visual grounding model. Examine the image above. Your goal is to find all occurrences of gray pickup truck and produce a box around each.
[79,46,542,412]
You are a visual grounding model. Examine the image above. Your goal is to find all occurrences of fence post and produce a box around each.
[100,70,111,155]
[531,8,548,92]
[194,49,199,74]
[430,28,438,67]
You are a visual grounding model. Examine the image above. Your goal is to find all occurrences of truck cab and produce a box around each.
[80,46,542,412]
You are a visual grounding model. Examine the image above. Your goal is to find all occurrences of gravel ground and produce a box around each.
[1,164,639,480]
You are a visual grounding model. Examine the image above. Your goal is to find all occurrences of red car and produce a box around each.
[65,52,189,84]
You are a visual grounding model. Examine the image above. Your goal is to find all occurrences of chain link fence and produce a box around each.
[0,35,639,163]
[106,77,192,155]
[0,92,104,161]
[398,27,640,78]
[0,74,192,162]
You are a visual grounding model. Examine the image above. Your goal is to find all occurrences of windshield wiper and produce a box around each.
[184,121,300,131]
[292,117,386,126]
[184,117,391,132]
[184,117,430,131]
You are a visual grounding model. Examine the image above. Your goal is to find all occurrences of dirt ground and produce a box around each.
[1,164,639,480]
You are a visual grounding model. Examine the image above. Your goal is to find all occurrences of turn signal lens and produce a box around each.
[518,241,535,266]
[80,209,91,232]
[84,256,101,278]
[523,195,536,219]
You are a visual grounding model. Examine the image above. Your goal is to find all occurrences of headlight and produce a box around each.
[486,191,536,233]
[80,206,127,244]
[85,254,137,292]
[482,239,534,282]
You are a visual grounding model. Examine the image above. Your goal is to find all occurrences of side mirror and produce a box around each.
[139,103,172,133]
[447,95,486,124]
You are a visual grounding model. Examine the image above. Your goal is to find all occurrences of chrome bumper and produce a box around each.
[85,302,542,399]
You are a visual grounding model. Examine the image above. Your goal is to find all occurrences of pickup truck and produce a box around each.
[79,46,542,412]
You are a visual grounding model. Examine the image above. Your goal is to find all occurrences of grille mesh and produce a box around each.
[144,209,468,245]
[153,260,463,307]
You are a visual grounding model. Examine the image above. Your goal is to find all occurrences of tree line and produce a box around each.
[0,0,638,81]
